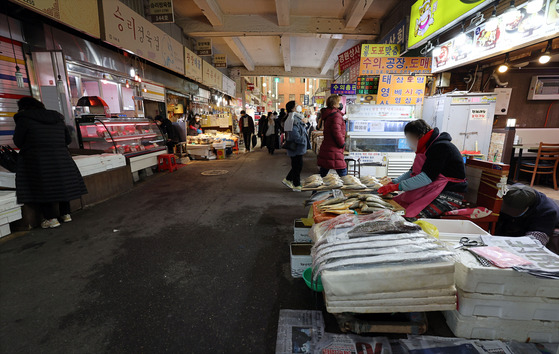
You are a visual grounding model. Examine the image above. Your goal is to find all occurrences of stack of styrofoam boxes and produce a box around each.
[72,155,106,176]
[290,219,313,278]
[0,191,22,238]
[424,219,559,343]
[0,168,16,189]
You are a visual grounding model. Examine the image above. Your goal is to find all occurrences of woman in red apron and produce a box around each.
[378,120,467,218]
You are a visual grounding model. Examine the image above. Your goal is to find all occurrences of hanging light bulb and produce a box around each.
[538,40,552,64]
[56,74,65,93]
[130,66,136,78]
[498,53,510,73]
[143,85,147,93]
[125,80,130,88]
[15,66,24,88]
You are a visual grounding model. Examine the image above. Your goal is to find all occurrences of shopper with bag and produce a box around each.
[282,101,308,192]
[265,113,277,155]
[13,97,87,229]
[239,110,255,152]
[317,95,347,177]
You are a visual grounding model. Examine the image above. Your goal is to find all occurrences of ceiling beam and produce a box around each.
[192,0,224,26]
[345,0,375,30]
[176,15,380,40]
[321,39,349,75]
[223,37,255,71]
[232,66,334,79]
[280,35,291,72]
[275,0,290,26]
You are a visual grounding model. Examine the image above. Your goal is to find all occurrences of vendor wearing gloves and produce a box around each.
[496,184,559,253]
[378,119,467,218]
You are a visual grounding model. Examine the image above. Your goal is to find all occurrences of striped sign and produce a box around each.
[0,36,31,147]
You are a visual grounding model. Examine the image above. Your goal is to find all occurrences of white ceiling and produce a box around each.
[173,0,400,76]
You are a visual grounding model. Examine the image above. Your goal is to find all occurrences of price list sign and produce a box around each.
[356,76,379,95]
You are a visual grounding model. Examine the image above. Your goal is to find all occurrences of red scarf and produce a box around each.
[416,129,434,154]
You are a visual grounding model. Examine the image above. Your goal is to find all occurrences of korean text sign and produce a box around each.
[377,75,426,105]
[338,45,361,73]
[361,44,400,58]
[331,84,357,95]
[379,19,407,52]
[184,47,202,82]
[102,0,184,75]
[147,0,174,23]
[359,57,431,76]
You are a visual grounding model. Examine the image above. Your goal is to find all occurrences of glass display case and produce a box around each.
[346,104,416,177]
[75,115,166,157]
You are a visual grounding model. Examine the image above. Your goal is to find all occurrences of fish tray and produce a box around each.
[333,312,428,335]
[311,200,404,224]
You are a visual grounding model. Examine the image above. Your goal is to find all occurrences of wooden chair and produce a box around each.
[519,142,559,191]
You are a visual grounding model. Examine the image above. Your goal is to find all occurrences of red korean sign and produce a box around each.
[338,45,361,74]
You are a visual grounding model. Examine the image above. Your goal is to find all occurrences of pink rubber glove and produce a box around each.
[378,183,399,195]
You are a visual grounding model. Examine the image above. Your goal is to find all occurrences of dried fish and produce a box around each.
[319,196,347,207]
[347,219,421,237]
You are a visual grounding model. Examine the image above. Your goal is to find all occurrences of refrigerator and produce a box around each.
[422,93,497,158]
[346,105,415,178]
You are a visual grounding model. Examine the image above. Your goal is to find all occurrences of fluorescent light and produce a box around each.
[506,118,517,127]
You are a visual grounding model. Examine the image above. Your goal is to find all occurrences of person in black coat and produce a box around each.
[258,112,271,149]
[155,115,179,153]
[13,97,87,229]
[238,110,255,152]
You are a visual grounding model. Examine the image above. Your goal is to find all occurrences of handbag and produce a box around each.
[0,145,18,172]
[252,134,257,148]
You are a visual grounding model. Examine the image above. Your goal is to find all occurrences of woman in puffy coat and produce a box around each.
[317,95,347,177]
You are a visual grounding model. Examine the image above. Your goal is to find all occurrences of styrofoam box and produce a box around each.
[457,287,559,321]
[418,218,490,240]
[0,207,22,226]
[0,224,11,237]
[293,219,311,243]
[444,310,559,343]
[0,172,16,189]
[322,261,455,297]
[290,243,312,278]
[0,191,19,212]
[440,235,559,298]
[326,296,457,314]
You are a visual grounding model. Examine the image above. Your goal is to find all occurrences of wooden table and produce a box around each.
[510,144,539,182]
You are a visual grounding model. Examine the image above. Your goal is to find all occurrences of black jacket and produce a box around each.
[496,190,559,238]
[239,115,255,132]
[258,117,268,137]
[423,128,467,192]
[159,118,179,142]
[13,109,87,204]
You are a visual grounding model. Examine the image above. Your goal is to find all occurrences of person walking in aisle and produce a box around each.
[265,112,277,155]
[239,110,255,152]
[317,95,347,177]
[13,97,87,229]
[258,112,271,149]
[282,101,309,192]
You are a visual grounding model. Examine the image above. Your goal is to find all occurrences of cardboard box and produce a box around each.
[293,219,312,243]
[290,243,313,278]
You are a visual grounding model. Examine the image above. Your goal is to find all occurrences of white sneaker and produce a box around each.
[282,178,294,189]
[292,186,302,192]
[41,218,61,229]
[61,214,72,223]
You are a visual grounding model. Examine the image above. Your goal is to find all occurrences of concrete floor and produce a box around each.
[0,149,324,353]
[0,149,455,353]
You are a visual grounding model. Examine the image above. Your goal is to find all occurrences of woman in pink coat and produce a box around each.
[317,95,347,177]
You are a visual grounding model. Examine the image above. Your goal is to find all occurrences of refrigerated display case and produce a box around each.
[346,105,416,178]
[75,115,167,172]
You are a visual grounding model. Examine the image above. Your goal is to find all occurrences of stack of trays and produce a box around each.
[323,261,457,313]
[0,191,22,238]
[310,211,456,314]
[0,167,15,189]
[443,248,559,342]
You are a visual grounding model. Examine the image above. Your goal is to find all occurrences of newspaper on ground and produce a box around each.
[315,333,392,354]
[480,235,559,279]
[275,310,325,354]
